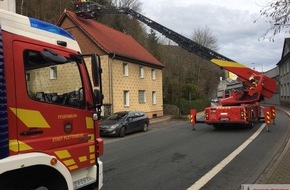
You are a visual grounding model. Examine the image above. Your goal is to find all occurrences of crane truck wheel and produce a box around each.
[213,125,221,130]
[248,122,254,129]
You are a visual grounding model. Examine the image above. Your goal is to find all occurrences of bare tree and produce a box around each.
[190,26,220,97]
[113,0,142,11]
[191,26,218,51]
[257,0,290,39]
[20,0,24,15]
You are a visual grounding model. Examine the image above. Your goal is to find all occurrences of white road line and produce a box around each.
[188,124,266,190]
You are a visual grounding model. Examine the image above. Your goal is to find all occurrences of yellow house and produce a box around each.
[58,10,164,118]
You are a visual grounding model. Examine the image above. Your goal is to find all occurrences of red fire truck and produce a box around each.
[72,1,276,129]
[0,1,103,189]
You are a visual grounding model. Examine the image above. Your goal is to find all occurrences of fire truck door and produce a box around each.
[12,41,94,164]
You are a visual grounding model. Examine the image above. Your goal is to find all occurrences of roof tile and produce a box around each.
[62,10,163,67]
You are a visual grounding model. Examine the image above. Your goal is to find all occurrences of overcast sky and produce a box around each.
[139,0,288,72]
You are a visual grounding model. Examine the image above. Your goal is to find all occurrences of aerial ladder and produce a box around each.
[73,1,277,129]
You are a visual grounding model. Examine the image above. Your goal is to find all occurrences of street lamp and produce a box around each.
[251,63,263,73]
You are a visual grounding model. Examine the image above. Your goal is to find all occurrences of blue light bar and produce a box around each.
[29,18,75,40]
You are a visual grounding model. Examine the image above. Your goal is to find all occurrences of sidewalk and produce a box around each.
[257,106,290,184]
[149,115,174,124]
[149,111,205,125]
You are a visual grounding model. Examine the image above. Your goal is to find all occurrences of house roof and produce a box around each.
[277,38,290,65]
[58,10,163,68]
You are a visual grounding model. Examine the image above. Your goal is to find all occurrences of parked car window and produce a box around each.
[108,112,128,120]
[128,112,135,118]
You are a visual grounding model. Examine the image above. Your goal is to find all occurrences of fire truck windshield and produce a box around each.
[24,49,85,109]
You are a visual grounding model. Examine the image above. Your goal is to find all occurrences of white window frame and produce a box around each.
[123,62,129,76]
[138,90,146,104]
[50,66,57,80]
[26,73,30,81]
[139,66,144,78]
[281,84,284,97]
[124,91,130,107]
[285,82,290,98]
[152,91,157,105]
[152,69,156,80]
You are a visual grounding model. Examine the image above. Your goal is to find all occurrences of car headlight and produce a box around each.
[109,124,119,130]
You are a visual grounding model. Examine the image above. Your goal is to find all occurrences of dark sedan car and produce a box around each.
[100,111,149,137]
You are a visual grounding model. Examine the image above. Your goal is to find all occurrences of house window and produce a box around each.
[50,66,57,79]
[124,91,130,107]
[152,91,156,105]
[138,90,146,104]
[281,84,284,97]
[286,83,290,98]
[123,62,129,76]
[152,69,156,80]
[139,66,144,78]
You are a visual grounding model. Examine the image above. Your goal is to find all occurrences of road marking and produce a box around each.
[188,124,266,190]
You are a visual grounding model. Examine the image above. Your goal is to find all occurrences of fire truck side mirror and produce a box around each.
[94,89,103,119]
[94,90,103,105]
[41,49,67,63]
[91,53,101,87]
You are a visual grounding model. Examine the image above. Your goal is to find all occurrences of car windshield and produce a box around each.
[107,112,128,120]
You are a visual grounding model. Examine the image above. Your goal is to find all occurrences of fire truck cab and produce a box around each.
[0,2,103,190]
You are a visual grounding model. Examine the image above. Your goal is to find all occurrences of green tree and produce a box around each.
[146,29,160,59]
[16,0,73,24]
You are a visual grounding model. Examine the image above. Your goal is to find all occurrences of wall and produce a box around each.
[110,58,163,118]
[27,63,81,94]
[60,16,164,118]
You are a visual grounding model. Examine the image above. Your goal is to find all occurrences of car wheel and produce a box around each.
[119,127,125,137]
[142,123,149,132]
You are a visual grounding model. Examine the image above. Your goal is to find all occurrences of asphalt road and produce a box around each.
[100,109,290,190]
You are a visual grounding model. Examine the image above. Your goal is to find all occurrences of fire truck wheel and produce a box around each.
[119,127,125,137]
[0,165,68,190]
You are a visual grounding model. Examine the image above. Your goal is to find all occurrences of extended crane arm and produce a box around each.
[74,1,232,62]
[73,1,276,105]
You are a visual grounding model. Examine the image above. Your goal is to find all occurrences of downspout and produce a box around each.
[109,53,115,114]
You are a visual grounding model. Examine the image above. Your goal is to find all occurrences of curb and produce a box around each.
[256,106,290,184]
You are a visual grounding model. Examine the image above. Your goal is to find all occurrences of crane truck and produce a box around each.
[0,1,104,189]
[73,1,276,129]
